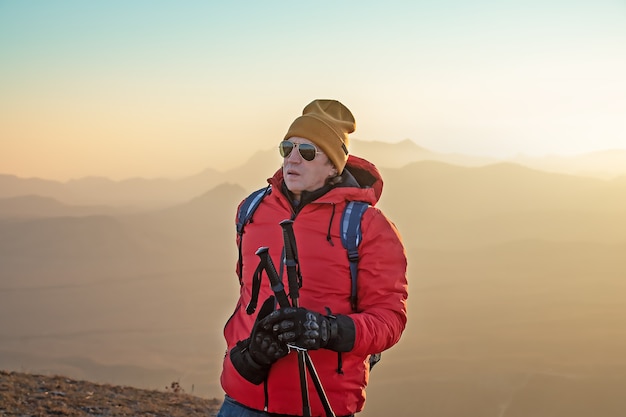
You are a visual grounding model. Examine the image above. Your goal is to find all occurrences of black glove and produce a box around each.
[265,307,356,352]
[230,296,289,384]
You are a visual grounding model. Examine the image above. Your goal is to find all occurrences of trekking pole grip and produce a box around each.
[255,247,291,309]
[279,219,301,306]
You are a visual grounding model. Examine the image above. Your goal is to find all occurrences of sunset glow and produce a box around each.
[1,1,625,180]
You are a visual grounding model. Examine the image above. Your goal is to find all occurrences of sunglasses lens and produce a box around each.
[279,141,318,161]
[298,143,317,161]
[279,141,294,158]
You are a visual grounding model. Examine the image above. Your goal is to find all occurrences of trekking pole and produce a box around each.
[280,220,336,417]
[255,245,335,417]
[277,220,311,417]
[255,246,311,415]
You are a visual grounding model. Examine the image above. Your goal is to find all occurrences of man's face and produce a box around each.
[281,137,335,200]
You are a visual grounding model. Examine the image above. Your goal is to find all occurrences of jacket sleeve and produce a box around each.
[348,207,408,356]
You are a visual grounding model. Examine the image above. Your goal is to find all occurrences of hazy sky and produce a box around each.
[1,0,625,181]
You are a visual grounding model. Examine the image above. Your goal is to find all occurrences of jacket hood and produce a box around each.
[344,154,384,202]
[268,154,384,206]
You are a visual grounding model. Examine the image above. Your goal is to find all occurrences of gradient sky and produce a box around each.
[1,0,625,181]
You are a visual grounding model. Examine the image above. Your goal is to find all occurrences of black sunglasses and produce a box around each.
[278,140,321,161]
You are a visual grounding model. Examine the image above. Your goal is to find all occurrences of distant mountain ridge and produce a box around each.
[349,138,498,168]
[1,140,625,208]
[509,149,626,179]
[381,160,626,217]
[0,195,117,218]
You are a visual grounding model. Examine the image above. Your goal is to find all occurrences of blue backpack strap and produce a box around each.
[339,201,382,370]
[340,201,369,312]
[236,186,271,236]
[236,185,272,283]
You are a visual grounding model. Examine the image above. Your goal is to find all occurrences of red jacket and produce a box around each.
[220,155,408,416]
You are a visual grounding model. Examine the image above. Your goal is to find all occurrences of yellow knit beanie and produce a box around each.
[283,99,356,174]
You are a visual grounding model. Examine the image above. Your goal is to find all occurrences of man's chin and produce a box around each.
[284,178,301,188]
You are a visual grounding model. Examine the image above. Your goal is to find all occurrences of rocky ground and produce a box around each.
[0,370,222,416]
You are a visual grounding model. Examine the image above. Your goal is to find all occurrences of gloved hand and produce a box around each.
[265,307,356,352]
[230,296,289,384]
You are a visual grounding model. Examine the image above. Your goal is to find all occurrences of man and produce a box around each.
[217,99,408,417]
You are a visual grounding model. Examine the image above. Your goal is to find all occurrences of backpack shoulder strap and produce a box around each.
[340,201,369,312]
[339,201,382,370]
[237,186,271,235]
[236,185,272,283]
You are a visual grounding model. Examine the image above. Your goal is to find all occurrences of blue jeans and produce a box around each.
[216,395,354,417]
[216,396,291,417]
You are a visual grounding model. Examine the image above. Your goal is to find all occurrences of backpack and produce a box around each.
[235,185,382,369]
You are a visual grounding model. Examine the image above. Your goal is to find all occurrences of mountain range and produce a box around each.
[2,139,625,208]
[1,139,625,417]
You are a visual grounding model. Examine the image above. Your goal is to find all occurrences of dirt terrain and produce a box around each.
[0,370,222,416]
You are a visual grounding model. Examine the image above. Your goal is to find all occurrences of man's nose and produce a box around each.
[286,146,302,162]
